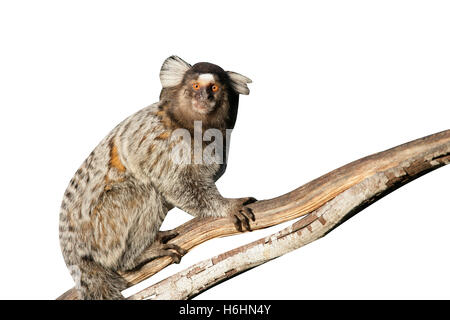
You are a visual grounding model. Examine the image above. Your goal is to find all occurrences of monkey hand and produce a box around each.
[226,197,257,232]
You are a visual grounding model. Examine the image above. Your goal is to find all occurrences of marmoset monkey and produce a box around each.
[59,56,256,299]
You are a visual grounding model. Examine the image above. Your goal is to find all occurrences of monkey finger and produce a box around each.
[243,197,258,206]
[237,210,251,231]
[169,252,182,264]
[157,230,179,244]
[163,243,188,256]
[156,248,182,264]
[238,208,254,227]
[242,206,255,221]
[241,212,252,231]
[233,215,243,232]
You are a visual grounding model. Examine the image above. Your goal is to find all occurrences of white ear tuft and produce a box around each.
[160,56,191,88]
[227,71,252,95]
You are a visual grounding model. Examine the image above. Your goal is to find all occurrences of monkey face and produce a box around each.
[159,56,251,129]
[186,73,224,115]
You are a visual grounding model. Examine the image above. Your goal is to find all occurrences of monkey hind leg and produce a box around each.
[72,257,128,300]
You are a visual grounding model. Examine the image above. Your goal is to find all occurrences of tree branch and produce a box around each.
[57,130,450,300]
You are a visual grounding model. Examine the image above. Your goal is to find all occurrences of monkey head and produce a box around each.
[159,56,251,130]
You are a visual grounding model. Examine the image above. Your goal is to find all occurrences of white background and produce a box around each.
[0,0,449,300]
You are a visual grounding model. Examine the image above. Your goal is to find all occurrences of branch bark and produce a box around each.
[57,130,450,300]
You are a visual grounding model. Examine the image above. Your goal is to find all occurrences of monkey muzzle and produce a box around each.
[192,90,215,114]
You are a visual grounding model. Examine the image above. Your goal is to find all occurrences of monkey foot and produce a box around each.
[154,230,187,264]
[157,243,188,264]
[130,239,188,270]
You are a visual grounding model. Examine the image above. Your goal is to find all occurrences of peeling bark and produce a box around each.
[57,130,450,300]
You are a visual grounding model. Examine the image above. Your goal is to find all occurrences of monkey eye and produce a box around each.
[211,84,219,92]
[192,82,200,90]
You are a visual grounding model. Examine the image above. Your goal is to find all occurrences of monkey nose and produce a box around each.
[200,90,210,100]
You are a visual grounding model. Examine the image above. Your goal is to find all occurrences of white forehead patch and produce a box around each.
[198,73,215,82]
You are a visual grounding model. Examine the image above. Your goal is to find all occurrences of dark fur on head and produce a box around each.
[159,56,251,131]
